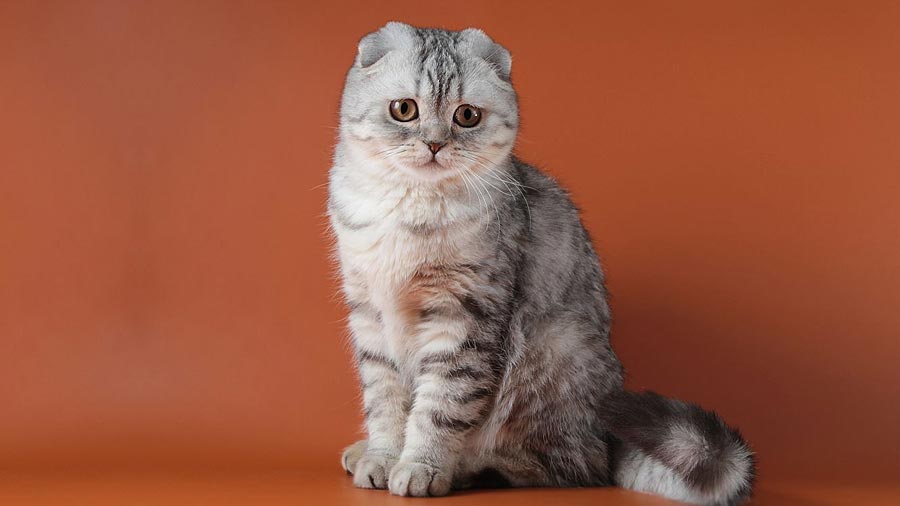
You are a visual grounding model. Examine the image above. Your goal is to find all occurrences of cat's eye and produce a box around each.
[454,104,481,128]
[389,99,419,122]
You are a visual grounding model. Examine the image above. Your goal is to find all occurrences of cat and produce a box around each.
[328,22,755,505]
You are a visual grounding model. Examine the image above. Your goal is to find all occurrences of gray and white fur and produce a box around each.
[328,22,755,505]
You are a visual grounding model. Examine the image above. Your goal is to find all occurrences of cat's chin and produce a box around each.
[397,160,457,182]
[417,160,446,171]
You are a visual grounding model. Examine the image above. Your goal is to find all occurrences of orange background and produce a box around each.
[1,0,898,499]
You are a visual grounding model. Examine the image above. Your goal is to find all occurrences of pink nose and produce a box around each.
[426,142,445,154]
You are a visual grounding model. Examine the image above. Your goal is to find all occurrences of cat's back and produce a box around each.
[509,158,609,319]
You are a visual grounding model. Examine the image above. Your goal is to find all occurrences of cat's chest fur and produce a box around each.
[330,168,490,359]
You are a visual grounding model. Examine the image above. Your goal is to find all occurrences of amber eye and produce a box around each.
[453,104,481,127]
[389,99,418,122]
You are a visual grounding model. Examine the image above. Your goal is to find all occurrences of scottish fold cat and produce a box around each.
[328,22,754,505]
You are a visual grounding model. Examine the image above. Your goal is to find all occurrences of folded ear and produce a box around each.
[460,28,512,81]
[356,21,416,68]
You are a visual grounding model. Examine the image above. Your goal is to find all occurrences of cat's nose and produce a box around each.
[425,141,445,154]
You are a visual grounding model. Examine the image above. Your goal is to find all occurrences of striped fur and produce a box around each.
[329,22,755,504]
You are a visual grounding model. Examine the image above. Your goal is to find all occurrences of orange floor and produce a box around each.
[1,470,897,506]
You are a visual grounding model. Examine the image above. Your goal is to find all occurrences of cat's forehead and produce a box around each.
[384,30,495,105]
[416,27,461,53]
[415,32,463,106]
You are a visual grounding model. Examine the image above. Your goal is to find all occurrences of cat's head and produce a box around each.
[339,22,518,183]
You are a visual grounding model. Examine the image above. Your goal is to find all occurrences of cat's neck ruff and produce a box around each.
[330,148,512,233]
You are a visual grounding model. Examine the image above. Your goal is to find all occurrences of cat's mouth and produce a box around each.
[399,153,461,181]
[412,155,451,172]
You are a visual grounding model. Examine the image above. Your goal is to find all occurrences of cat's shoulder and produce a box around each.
[511,157,577,206]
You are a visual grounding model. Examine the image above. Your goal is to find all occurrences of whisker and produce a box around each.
[455,150,533,230]
[457,168,477,210]
[464,167,502,239]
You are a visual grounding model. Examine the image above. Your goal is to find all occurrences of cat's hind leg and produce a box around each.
[452,448,554,490]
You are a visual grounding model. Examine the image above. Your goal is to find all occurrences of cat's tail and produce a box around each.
[602,390,755,506]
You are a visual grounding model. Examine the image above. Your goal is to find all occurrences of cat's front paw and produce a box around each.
[388,460,451,497]
[352,453,397,490]
[341,439,368,475]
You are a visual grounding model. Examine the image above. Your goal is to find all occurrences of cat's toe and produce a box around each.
[352,454,395,490]
[341,439,368,475]
[388,461,451,497]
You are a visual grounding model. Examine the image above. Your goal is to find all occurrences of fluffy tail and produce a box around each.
[602,391,755,506]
